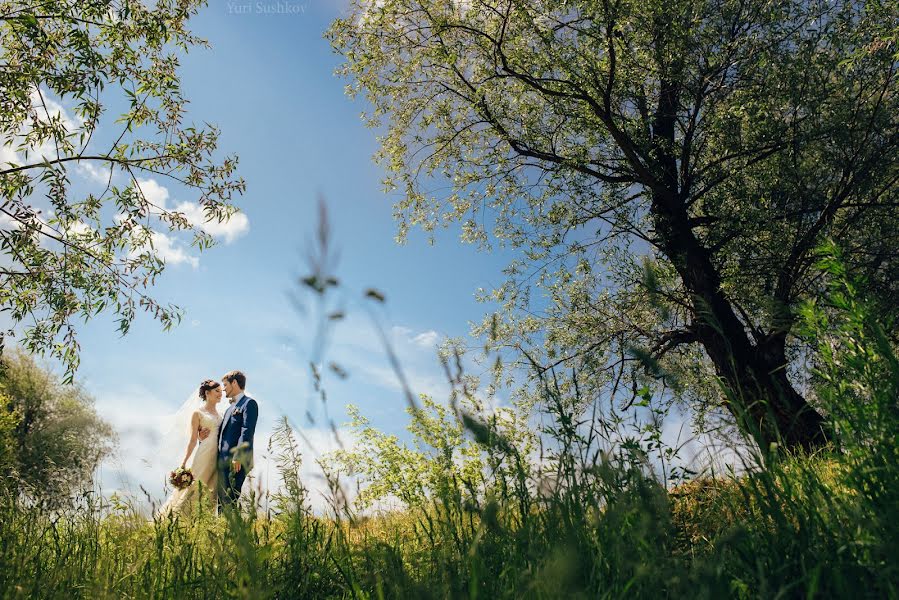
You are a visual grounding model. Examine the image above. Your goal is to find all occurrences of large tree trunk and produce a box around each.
[645,72,829,455]
[692,311,831,454]
[652,195,830,453]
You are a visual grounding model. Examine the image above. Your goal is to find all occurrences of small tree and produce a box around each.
[0,0,245,379]
[0,350,114,498]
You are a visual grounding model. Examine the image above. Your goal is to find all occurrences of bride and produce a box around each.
[156,379,222,518]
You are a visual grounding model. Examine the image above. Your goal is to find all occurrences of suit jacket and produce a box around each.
[217,394,258,470]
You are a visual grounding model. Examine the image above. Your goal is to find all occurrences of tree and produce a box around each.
[328,0,899,453]
[0,0,245,379]
[0,350,114,498]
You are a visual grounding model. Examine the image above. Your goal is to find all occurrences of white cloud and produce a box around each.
[412,330,440,348]
[390,325,412,338]
[94,384,180,497]
[389,324,442,350]
[18,88,118,187]
[63,219,93,237]
[24,87,83,163]
[151,231,198,268]
[135,177,249,244]
[330,321,453,401]
[0,88,119,192]
[0,87,80,168]
[131,231,198,269]
[0,143,19,169]
[359,362,450,402]
[174,200,250,244]
[136,177,171,209]
[0,88,121,192]
[0,210,17,230]
[31,88,81,131]
[122,177,250,268]
[76,160,114,185]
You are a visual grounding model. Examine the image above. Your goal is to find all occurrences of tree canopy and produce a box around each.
[0,0,245,379]
[329,0,899,452]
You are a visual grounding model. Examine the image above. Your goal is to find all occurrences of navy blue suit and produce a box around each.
[217,393,258,506]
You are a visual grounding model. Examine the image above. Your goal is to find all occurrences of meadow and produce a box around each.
[1,261,897,599]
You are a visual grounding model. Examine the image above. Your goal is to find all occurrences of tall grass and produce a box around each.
[1,248,897,598]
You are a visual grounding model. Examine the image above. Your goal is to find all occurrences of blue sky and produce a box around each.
[50,0,523,508]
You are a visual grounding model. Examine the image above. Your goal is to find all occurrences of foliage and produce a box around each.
[327,0,899,452]
[0,349,114,499]
[0,0,245,379]
[326,396,528,511]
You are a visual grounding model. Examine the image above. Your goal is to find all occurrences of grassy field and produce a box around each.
[2,264,897,599]
[0,442,896,599]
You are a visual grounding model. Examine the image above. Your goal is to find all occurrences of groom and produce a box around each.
[200,369,258,508]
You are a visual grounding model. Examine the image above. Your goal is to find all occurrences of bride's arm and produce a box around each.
[180,411,201,468]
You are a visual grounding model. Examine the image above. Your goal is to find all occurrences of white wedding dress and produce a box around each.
[157,409,220,518]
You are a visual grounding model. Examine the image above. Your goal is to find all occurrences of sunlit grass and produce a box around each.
[1,442,896,599]
[2,251,897,599]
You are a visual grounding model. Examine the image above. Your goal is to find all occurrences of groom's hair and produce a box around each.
[223,370,246,390]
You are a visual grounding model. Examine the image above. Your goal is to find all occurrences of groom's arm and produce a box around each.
[235,399,258,460]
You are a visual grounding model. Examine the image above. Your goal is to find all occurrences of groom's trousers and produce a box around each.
[217,459,247,508]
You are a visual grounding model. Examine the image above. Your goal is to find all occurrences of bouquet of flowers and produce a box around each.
[169,466,194,490]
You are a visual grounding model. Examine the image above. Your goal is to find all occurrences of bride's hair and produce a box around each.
[198,379,220,401]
